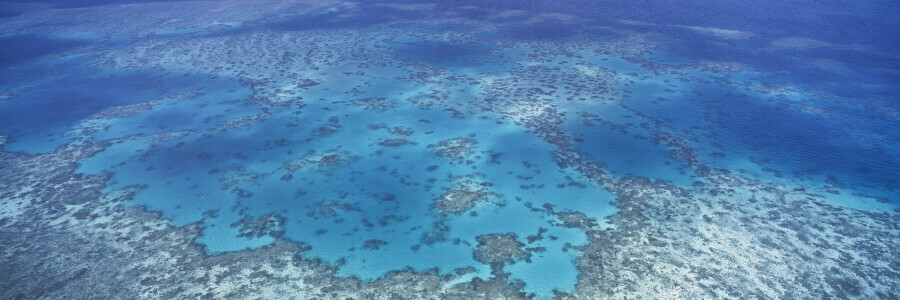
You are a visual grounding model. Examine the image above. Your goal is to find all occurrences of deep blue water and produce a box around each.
[0,0,196,9]
[0,34,88,66]
[2,0,899,297]
[0,52,253,152]
[623,78,899,200]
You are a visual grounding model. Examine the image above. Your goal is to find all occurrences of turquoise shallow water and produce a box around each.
[74,57,618,295]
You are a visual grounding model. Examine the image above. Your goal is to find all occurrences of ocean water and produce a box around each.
[1,0,898,298]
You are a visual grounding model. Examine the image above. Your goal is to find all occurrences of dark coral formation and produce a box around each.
[388,126,414,136]
[350,97,396,110]
[283,150,353,172]
[473,233,530,265]
[231,214,285,239]
[361,239,388,250]
[218,113,269,130]
[312,116,343,136]
[305,201,359,219]
[429,137,477,162]
[378,138,416,147]
[433,177,496,215]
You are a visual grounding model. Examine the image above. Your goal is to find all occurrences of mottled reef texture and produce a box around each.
[2,142,897,299]
[565,173,900,299]
[474,233,530,265]
[433,176,496,215]
[1,2,899,299]
[0,142,525,299]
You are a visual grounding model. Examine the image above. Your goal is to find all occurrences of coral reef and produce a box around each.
[474,233,530,265]
[434,177,497,215]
